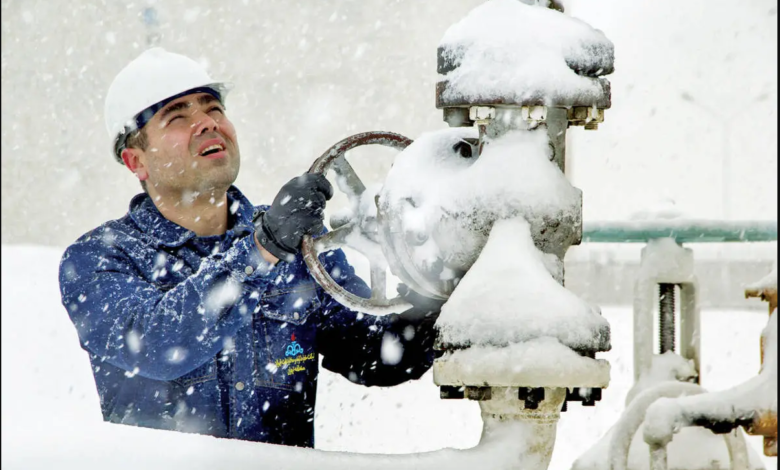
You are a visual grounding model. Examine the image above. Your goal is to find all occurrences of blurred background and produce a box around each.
[1,0,776,298]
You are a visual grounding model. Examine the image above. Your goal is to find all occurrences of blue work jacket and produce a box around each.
[59,186,435,448]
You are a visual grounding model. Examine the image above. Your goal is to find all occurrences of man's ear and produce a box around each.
[120,148,149,181]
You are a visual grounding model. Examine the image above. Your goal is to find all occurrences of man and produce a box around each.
[59,47,441,448]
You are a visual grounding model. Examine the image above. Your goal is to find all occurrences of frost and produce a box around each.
[186,386,194,396]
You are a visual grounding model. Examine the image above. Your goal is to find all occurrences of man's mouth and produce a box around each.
[197,139,227,159]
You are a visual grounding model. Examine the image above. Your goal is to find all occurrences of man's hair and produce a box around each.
[125,127,150,193]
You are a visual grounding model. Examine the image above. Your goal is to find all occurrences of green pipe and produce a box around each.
[581,220,777,244]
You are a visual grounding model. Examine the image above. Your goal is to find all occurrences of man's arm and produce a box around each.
[314,249,438,387]
[255,172,437,386]
[59,231,272,382]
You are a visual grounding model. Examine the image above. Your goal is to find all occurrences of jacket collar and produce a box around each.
[128,185,258,247]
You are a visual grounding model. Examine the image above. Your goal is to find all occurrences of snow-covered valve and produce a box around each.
[302,2,614,467]
[425,1,614,467]
[430,0,613,383]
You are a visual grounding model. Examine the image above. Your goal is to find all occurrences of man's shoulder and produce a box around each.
[63,213,143,260]
[74,212,139,243]
[58,214,145,288]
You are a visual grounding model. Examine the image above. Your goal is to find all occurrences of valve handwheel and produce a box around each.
[301,131,414,315]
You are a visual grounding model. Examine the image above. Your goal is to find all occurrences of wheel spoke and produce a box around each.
[370,265,387,300]
[332,155,366,204]
[303,235,412,316]
[313,223,354,253]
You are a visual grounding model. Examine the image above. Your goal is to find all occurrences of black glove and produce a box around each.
[255,173,334,262]
[396,284,446,326]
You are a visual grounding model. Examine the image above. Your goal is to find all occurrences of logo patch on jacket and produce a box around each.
[276,333,315,376]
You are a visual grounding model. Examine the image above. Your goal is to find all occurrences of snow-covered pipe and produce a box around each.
[647,433,750,470]
[599,380,751,470]
[479,387,567,469]
[642,310,777,469]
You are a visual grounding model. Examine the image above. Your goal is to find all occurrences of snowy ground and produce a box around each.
[1,244,775,469]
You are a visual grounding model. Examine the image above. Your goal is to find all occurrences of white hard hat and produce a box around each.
[104,47,233,163]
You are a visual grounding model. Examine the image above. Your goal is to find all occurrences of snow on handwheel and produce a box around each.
[301,131,414,316]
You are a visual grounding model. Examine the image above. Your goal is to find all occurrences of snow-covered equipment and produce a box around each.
[745,259,778,320]
[104,47,232,162]
[300,1,615,467]
[743,261,778,457]
[640,309,777,470]
[580,219,778,384]
[571,222,777,469]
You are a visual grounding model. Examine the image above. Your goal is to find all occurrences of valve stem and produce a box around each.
[659,283,676,353]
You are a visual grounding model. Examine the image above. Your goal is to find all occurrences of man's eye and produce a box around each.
[208,106,224,114]
[168,115,183,124]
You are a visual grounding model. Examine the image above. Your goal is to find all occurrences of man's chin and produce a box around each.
[195,168,239,194]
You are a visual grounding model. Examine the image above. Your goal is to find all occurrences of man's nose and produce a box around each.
[193,110,219,135]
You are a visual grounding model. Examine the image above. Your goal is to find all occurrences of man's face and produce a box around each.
[136,92,240,197]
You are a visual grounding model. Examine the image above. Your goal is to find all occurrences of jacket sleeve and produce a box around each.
[314,249,436,387]
[59,232,272,381]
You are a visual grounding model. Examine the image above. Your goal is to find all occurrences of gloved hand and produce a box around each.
[396,284,446,326]
[254,173,334,262]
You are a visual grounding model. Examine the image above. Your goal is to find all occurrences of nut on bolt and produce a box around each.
[521,105,547,124]
[465,386,492,401]
[468,106,495,122]
[440,385,465,399]
[565,387,603,407]
[518,387,545,409]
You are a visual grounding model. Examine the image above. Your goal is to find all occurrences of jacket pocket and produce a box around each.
[259,281,320,326]
[254,283,320,391]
